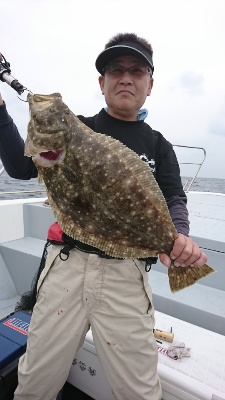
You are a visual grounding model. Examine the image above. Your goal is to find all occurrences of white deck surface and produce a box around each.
[155,310,225,398]
[72,310,225,399]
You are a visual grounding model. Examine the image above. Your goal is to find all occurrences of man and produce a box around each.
[0,33,207,400]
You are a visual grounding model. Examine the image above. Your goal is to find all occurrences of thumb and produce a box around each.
[159,254,171,268]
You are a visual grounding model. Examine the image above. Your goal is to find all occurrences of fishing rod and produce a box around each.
[0,53,28,96]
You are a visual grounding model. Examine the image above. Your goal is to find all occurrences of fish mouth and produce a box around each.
[39,150,63,160]
[32,149,66,168]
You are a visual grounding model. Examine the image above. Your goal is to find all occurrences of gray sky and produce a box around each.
[1,0,225,179]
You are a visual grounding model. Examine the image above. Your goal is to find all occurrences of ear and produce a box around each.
[147,78,154,96]
[99,75,105,95]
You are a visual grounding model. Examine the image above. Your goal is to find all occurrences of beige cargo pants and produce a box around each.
[14,246,162,400]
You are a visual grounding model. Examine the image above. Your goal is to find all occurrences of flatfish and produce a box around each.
[25,93,215,292]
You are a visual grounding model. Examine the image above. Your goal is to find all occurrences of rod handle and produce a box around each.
[154,329,174,343]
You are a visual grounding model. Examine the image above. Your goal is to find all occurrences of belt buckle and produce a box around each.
[98,250,107,258]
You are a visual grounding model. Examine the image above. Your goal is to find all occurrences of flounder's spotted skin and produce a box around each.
[25,93,215,291]
[25,93,177,258]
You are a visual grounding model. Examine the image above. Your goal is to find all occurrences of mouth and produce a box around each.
[116,90,134,96]
[32,149,65,168]
[39,150,63,160]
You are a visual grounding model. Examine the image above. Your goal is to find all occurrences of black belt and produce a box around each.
[61,233,157,269]
[62,233,121,259]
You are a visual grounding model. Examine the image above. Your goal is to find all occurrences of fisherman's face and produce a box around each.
[99,55,153,121]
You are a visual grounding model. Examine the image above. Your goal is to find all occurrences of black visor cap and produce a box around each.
[95,41,154,75]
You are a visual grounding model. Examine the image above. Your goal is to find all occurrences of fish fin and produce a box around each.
[168,263,216,292]
[37,172,43,184]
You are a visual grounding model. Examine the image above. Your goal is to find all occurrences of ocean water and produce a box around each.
[0,169,225,200]
[182,176,225,194]
[0,172,46,200]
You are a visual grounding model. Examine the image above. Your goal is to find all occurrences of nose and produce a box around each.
[119,70,133,84]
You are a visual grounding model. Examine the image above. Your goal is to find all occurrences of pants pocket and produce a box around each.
[132,259,154,314]
[36,245,62,296]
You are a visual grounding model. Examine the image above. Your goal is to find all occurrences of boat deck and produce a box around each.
[0,192,224,399]
[0,296,20,320]
[156,311,225,398]
[67,311,225,399]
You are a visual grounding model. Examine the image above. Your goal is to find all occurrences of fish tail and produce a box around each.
[168,263,216,292]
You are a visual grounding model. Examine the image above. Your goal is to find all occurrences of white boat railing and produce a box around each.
[173,145,206,192]
[0,166,4,176]
[0,189,46,195]
[0,144,206,197]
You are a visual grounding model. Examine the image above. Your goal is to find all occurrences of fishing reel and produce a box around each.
[0,53,26,95]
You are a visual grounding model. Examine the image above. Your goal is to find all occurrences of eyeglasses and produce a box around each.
[102,64,152,78]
